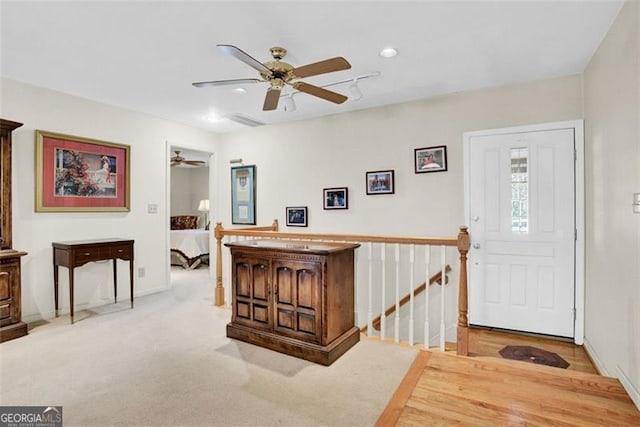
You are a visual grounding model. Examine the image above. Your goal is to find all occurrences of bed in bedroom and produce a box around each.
[170,216,209,269]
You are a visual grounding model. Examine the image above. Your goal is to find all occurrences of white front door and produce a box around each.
[467,127,576,337]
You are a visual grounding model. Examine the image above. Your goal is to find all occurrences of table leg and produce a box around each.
[129,259,134,309]
[53,264,59,317]
[69,268,75,324]
[113,258,118,304]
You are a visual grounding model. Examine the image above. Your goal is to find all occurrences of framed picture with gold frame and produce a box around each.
[35,130,130,212]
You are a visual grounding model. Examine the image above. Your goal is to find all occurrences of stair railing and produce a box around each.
[214,221,470,356]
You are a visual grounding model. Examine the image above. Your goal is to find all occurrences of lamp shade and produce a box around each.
[197,199,210,212]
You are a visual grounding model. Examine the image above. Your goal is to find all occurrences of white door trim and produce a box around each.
[164,141,217,290]
[463,120,584,345]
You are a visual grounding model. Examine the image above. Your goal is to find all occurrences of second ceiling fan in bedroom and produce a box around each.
[192,44,352,111]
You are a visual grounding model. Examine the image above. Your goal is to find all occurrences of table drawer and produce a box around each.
[74,246,111,263]
[111,244,132,259]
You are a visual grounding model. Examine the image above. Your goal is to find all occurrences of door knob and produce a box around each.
[472,216,480,222]
[472,243,481,249]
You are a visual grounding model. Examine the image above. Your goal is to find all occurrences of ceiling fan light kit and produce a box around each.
[193,44,353,111]
[349,81,363,100]
[284,95,297,112]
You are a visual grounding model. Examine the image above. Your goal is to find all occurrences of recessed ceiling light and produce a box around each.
[379,47,398,58]
[233,87,247,94]
[205,114,222,123]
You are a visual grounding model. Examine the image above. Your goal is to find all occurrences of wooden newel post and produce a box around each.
[456,226,470,356]
[214,222,225,307]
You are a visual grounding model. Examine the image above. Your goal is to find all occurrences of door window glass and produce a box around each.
[511,148,528,233]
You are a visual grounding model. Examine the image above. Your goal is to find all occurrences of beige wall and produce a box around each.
[170,166,210,226]
[216,74,583,237]
[583,0,640,406]
[2,78,218,321]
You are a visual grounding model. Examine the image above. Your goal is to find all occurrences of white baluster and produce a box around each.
[394,243,400,343]
[367,242,373,336]
[380,243,386,341]
[354,244,359,329]
[440,245,446,352]
[424,245,431,348]
[409,244,415,346]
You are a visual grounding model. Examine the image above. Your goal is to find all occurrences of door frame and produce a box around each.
[463,120,585,345]
[165,141,217,289]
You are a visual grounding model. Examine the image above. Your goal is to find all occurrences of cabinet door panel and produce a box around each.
[274,266,293,304]
[235,262,251,297]
[298,313,315,335]
[0,271,9,300]
[297,269,316,309]
[277,309,294,330]
[232,256,271,331]
[252,264,268,301]
[273,260,322,342]
[237,301,250,319]
[253,304,269,324]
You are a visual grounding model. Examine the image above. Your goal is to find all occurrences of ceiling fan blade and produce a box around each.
[192,78,262,88]
[170,161,180,166]
[292,82,348,104]
[182,160,206,166]
[292,57,351,79]
[263,87,281,111]
[217,44,273,76]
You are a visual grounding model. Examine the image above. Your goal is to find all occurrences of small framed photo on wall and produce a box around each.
[366,170,395,195]
[323,187,348,210]
[415,145,447,173]
[286,206,308,227]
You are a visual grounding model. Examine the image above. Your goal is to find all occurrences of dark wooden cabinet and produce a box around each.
[225,239,360,365]
[0,250,28,341]
[0,118,28,343]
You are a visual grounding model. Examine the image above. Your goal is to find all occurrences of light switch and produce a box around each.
[148,203,158,214]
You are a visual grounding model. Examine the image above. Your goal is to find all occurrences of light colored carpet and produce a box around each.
[0,267,417,426]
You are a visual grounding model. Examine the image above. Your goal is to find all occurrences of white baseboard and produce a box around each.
[23,311,52,323]
[22,285,170,324]
[582,337,610,376]
[616,366,640,411]
[583,338,640,411]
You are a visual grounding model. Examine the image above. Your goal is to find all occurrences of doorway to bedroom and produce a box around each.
[168,146,214,285]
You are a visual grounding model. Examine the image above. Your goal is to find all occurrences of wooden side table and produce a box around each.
[52,238,134,323]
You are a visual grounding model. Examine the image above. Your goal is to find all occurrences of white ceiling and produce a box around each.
[0,1,624,133]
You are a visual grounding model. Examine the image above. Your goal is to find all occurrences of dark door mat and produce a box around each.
[499,345,570,369]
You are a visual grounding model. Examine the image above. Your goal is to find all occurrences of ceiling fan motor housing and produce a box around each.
[269,46,287,60]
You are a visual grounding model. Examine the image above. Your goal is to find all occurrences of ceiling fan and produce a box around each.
[170,150,205,167]
[193,45,352,111]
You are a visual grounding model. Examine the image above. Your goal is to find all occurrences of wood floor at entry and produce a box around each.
[376,330,640,426]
